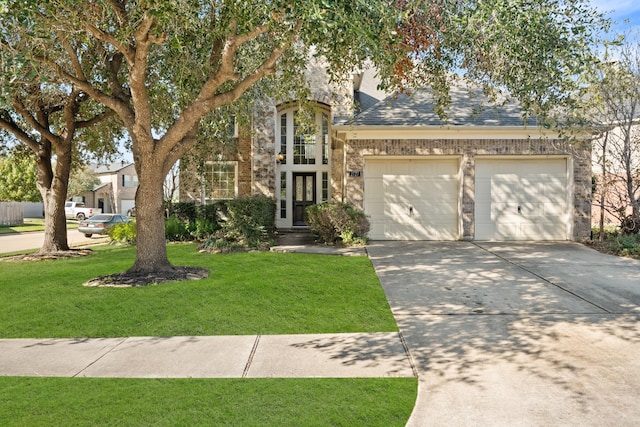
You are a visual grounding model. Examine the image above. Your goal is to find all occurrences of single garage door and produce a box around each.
[121,199,135,216]
[364,158,460,240]
[475,158,569,240]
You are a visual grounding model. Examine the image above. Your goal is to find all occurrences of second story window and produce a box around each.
[122,174,138,187]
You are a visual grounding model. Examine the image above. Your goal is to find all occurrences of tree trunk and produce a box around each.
[35,142,71,253]
[127,159,172,273]
[598,132,607,241]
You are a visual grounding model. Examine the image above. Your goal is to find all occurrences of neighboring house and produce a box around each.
[591,124,640,228]
[180,67,593,241]
[74,162,138,215]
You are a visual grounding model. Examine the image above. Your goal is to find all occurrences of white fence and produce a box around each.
[22,202,44,218]
[0,202,24,226]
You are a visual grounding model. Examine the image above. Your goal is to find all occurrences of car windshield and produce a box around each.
[88,215,112,221]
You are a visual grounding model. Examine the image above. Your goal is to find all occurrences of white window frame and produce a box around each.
[203,161,238,202]
[275,106,331,228]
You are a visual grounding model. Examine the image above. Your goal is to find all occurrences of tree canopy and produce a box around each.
[1,0,609,280]
[0,147,40,202]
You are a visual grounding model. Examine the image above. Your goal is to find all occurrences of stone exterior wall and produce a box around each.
[251,101,277,198]
[342,137,592,240]
[251,56,354,199]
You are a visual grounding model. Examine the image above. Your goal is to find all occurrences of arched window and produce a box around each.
[277,108,329,166]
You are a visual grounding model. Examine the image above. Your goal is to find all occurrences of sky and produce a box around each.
[591,0,640,33]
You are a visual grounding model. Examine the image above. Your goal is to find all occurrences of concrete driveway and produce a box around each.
[367,241,640,427]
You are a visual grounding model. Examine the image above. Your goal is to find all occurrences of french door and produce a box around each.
[293,172,316,226]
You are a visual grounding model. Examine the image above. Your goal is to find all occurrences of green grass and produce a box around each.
[0,243,396,338]
[0,218,77,234]
[0,377,417,426]
[0,244,415,425]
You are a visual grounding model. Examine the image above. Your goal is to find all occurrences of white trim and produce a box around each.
[363,154,462,161]
[474,154,571,160]
[335,126,561,140]
[275,106,332,228]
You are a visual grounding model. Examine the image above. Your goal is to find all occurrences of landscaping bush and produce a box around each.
[165,214,190,241]
[306,202,369,246]
[586,226,640,260]
[108,221,137,245]
[200,196,276,252]
[191,217,220,240]
[170,202,198,224]
[616,234,640,257]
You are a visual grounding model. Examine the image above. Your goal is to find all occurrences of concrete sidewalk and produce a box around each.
[0,333,415,379]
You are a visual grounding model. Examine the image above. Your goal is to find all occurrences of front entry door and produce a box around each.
[293,173,316,226]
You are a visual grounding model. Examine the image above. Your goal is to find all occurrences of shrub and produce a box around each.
[191,217,220,240]
[165,215,189,241]
[306,202,370,246]
[108,221,137,245]
[199,231,247,253]
[222,195,277,247]
[616,234,640,257]
[170,202,198,224]
[198,196,276,252]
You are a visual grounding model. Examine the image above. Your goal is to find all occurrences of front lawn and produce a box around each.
[0,244,396,338]
[0,244,415,426]
[0,377,417,426]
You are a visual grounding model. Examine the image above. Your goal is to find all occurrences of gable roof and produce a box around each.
[340,84,537,128]
[90,162,134,174]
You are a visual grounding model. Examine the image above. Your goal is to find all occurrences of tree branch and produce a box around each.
[59,34,87,83]
[12,97,61,146]
[77,109,116,129]
[32,53,134,129]
[158,20,301,157]
[128,14,165,146]
[84,21,134,65]
[107,0,128,26]
[0,111,41,153]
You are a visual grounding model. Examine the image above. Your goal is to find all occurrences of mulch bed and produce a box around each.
[582,240,640,260]
[1,249,94,262]
[83,266,210,287]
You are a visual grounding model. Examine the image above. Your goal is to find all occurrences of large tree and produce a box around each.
[0,76,120,255]
[590,36,640,235]
[2,0,607,281]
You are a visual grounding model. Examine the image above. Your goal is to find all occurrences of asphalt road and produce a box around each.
[0,228,108,254]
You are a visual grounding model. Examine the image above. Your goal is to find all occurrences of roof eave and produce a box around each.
[332,125,571,140]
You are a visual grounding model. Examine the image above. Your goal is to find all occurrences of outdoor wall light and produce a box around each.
[276,152,286,164]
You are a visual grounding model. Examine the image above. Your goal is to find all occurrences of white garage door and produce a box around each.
[364,158,460,240]
[475,158,569,240]
[120,199,135,216]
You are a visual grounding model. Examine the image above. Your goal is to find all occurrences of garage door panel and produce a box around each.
[365,158,459,240]
[475,159,568,241]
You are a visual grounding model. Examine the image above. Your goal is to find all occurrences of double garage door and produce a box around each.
[364,157,569,241]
